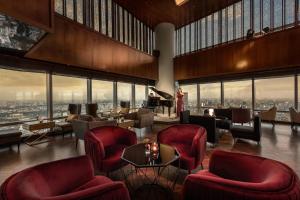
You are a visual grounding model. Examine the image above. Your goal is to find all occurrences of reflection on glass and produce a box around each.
[92,80,113,112]
[117,82,132,107]
[66,0,74,20]
[135,85,146,108]
[0,68,47,124]
[180,85,198,113]
[200,83,221,107]
[77,0,83,24]
[255,77,294,121]
[55,0,63,15]
[53,75,87,117]
[224,80,252,108]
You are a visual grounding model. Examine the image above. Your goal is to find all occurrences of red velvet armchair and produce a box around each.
[183,150,300,200]
[0,156,130,200]
[157,124,207,173]
[85,126,137,174]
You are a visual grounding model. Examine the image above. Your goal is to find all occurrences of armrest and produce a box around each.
[84,132,105,170]
[191,128,207,164]
[45,182,129,200]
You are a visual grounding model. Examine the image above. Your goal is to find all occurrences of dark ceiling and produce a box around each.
[113,0,240,29]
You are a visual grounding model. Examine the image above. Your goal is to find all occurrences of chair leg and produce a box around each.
[17,143,20,152]
[75,138,79,148]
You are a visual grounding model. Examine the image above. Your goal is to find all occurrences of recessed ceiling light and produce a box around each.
[175,0,189,6]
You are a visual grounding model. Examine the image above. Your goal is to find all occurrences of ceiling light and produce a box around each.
[175,0,189,6]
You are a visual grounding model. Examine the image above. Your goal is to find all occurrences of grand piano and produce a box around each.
[147,87,174,117]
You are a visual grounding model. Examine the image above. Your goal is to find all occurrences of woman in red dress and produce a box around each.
[176,88,184,117]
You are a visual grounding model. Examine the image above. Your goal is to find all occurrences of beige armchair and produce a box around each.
[289,107,300,130]
[125,108,154,130]
[258,106,277,127]
[72,118,117,148]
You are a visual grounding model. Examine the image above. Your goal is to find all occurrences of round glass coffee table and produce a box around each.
[121,143,180,199]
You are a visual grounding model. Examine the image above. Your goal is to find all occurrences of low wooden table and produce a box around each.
[22,121,55,146]
[117,119,135,129]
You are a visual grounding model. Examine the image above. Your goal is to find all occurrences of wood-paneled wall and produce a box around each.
[0,0,53,32]
[26,14,158,80]
[174,26,300,81]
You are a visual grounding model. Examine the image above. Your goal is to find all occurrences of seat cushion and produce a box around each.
[102,144,127,172]
[0,130,22,138]
[172,143,195,170]
[231,125,253,134]
[72,176,112,192]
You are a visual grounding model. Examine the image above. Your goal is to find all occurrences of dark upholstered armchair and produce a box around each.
[183,150,300,200]
[0,156,130,200]
[84,126,137,175]
[231,116,261,144]
[157,124,207,174]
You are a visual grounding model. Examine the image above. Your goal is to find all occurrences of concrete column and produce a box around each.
[155,23,175,96]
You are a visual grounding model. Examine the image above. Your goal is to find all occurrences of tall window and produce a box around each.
[101,0,107,35]
[180,84,198,113]
[76,0,83,24]
[135,85,146,108]
[92,80,114,111]
[55,0,63,15]
[94,0,100,31]
[243,0,251,37]
[254,0,261,33]
[124,10,128,45]
[274,0,283,29]
[200,83,221,107]
[224,80,252,108]
[235,2,242,39]
[117,82,132,107]
[0,69,47,124]
[66,0,74,20]
[181,27,185,54]
[285,0,295,25]
[263,0,271,29]
[107,0,113,37]
[227,5,234,41]
[255,77,294,121]
[185,25,190,52]
[191,23,195,51]
[201,18,206,48]
[207,15,212,47]
[213,12,219,45]
[53,75,87,118]
[221,8,227,43]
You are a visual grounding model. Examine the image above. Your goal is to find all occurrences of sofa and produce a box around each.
[157,124,207,173]
[0,129,22,150]
[124,108,154,129]
[0,156,130,200]
[183,150,300,200]
[258,106,277,127]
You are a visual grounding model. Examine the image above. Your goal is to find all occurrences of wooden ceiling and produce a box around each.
[113,0,240,29]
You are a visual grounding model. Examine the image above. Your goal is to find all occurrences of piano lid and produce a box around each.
[149,87,174,100]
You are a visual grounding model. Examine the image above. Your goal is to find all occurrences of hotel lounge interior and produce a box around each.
[1,0,300,199]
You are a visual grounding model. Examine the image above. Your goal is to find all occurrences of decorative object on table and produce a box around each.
[183,150,300,200]
[157,124,207,174]
[0,156,130,200]
[258,106,277,128]
[22,121,55,146]
[150,142,159,159]
[85,126,137,176]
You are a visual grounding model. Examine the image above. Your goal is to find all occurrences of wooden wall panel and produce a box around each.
[0,0,53,32]
[174,27,300,81]
[26,15,158,80]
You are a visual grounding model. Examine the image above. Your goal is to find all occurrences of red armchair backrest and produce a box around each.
[1,156,94,200]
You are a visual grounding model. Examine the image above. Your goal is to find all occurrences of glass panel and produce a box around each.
[254,0,261,33]
[181,27,185,54]
[101,0,107,34]
[235,2,242,39]
[243,0,251,37]
[274,0,283,29]
[135,85,146,108]
[186,25,190,52]
[137,20,140,49]
[76,0,83,24]
[55,0,63,15]
[92,80,114,112]
[128,13,132,46]
[180,85,198,113]
[200,83,221,107]
[227,5,234,41]
[117,82,132,107]
[141,24,144,51]
[263,0,271,29]
[197,20,201,49]
[94,0,100,31]
[53,75,87,118]
[107,0,113,37]
[255,77,294,121]
[207,15,212,47]
[222,8,227,43]
[0,69,47,124]
[124,10,128,45]
[224,80,252,108]
[299,0,300,22]
[191,22,195,51]
[213,12,219,45]
[285,0,295,25]
[66,0,74,20]
[201,18,206,48]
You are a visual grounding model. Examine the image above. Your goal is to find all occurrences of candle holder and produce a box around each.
[150,142,159,160]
